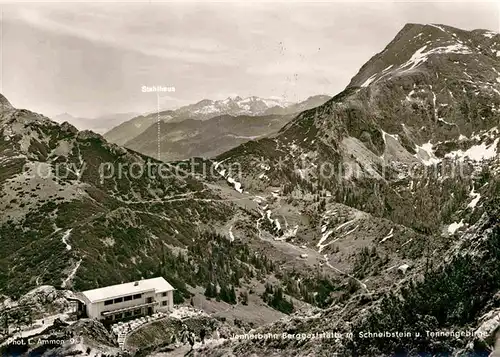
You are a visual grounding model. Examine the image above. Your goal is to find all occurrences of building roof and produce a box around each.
[79,277,175,303]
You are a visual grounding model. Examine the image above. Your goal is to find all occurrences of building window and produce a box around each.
[104,299,113,306]
[113,297,123,304]
[133,294,142,300]
[134,309,141,315]
[162,301,167,306]
[162,292,167,297]
[124,295,132,302]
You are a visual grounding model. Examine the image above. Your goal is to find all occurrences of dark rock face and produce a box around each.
[60,121,79,134]
[0,93,13,110]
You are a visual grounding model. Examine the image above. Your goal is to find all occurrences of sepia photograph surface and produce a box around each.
[0,1,500,356]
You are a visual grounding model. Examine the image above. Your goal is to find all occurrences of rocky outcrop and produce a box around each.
[473,306,500,349]
[0,93,13,110]
[60,121,78,134]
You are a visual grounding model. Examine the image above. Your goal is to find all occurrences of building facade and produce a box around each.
[77,277,175,321]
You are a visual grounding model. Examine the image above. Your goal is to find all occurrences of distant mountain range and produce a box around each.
[103,95,331,147]
[173,95,294,120]
[52,112,139,134]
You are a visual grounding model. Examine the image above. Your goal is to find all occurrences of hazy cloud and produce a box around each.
[1,1,498,117]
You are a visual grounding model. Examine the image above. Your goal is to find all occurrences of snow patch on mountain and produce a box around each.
[468,187,481,209]
[445,138,499,162]
[360,73,378,87]
[448,220,464,234]
[429,24,447,32]
[343,224,359,237]
[401,43,472,72]
[381,130,399,143]
[274,219,281,231]
[227,176,243,193]
[335,219,355,231]
[213,160,244,193]
[483,31,497,39]
[415,142,441,166]
[380,228,394,243]
[61,229,73,250]
[317,229,334,253]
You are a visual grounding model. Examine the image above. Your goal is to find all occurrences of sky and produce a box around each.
[0,1,499,118]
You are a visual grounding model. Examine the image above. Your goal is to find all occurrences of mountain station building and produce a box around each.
[77,277,175,321]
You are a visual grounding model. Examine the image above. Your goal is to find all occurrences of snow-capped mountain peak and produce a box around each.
[348,23,500,89]
[180,95,294,119]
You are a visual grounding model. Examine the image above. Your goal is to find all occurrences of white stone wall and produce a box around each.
[155,290,174,312]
